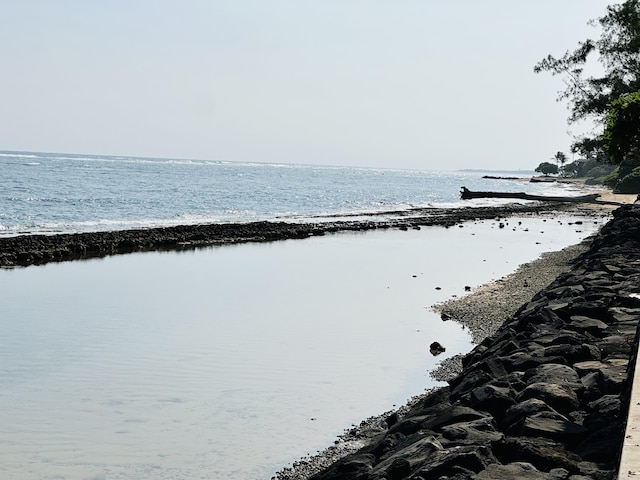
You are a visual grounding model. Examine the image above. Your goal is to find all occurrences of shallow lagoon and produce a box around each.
[0,215,606,479]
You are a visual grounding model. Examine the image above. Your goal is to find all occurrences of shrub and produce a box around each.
[615,166,640,193]
[599,168,620,187]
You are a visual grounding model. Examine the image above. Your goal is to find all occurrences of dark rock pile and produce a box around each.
[304,205,640,480]
[0,203,587,268]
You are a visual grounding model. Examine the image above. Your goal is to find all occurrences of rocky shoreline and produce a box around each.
[275,205,640,479]
[430,241,595,383]
[0,203,605,268]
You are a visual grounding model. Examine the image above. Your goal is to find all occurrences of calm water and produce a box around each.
[0,150,608,478]
[0,150,592,236]
[0,215,607,480]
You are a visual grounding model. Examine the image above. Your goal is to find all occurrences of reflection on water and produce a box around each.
[0,216,605,479]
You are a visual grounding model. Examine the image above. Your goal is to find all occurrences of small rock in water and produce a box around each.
[430,341,446,356]
[465,286,472,292]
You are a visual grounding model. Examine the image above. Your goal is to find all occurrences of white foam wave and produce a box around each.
[0,152,40,159]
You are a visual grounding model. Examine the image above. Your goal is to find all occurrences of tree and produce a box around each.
[552,151,571,176]
[535,162,559,176]
[561,161,580,178]
[552,151,568,167]
[534,1,640,159]
[602,90,640,164]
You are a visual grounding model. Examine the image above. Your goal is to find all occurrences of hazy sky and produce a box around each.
[1,1,611,170]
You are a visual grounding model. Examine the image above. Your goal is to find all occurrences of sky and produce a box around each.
[0,1,613,171]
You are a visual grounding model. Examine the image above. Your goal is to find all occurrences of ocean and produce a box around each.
[0,151,608,479]
[0,150,593,236]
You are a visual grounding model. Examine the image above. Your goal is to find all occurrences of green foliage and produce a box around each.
[535,0,640,157]
[597,157,640,191]
[599,168,620,186]
[616,166,640,192]
[603,90,640,164]
[571,137,607,159]
[561,161,579,178]
[564,157,617,183]
[616,155,640,178]
[580,158,600,172]
[585,162,617,178]
[535,162,559,176]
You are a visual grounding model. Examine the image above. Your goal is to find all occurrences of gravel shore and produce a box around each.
[436,241,593,343]
[429,241,594,382]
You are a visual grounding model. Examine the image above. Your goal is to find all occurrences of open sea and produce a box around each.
[0,150,594,236]
[0,151,608,479]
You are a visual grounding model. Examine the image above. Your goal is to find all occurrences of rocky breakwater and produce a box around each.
[303,205,640,480]
[0,204,589,268]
